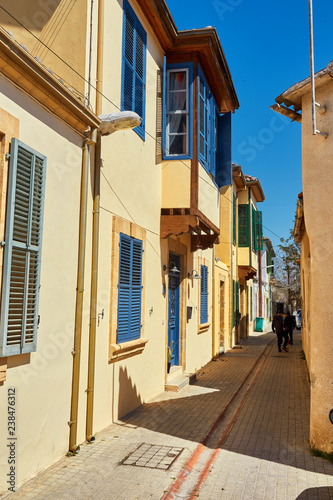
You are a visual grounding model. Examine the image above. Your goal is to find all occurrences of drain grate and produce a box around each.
[121,443,184,470]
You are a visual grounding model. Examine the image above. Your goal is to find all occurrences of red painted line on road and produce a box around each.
[187,343,274,500]
[161,341,274,500]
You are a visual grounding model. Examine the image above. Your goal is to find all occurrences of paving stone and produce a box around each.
[4,332,333,500]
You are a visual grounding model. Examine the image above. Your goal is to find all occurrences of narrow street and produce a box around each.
[4,331,333,500]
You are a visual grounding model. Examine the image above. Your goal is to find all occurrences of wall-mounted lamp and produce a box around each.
[188,270,201,280]
[163,262,180,274]
[98,111,142,136]
[215,257,220,262]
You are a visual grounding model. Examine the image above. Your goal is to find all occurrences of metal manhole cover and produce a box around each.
[121,443,184,470]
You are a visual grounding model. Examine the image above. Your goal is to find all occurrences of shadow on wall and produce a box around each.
[296,487,333,498]
[0,0,79,68]
[118,366,142,420]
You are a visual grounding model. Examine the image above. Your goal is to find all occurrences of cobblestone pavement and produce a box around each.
[3,331,333,500]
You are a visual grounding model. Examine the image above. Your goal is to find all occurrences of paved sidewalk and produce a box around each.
[3,331,333,499]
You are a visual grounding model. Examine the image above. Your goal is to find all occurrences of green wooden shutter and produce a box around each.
[0,139,47,356]
[250,287,253,321]
[232,279,235,328]
[251,206,256,251]
[236,281,240,326]
[238,204,250,247]
[255,211,263,251]
[267,250,274,274]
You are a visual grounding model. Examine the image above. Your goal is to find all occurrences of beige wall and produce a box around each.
[301,81,333,452]
[198,163,220,228]
[0,0,88,96]
[186,246,213,372]
[0,77,85,494]
[78,0,166,435]
[300,231,311,368]
[161,160,191,208]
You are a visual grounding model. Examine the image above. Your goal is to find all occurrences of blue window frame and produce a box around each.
[198,66,218,179]
[117,233,143,343]
[209,95,217,178]
[0,139,47,357]
[161,61,232,190]
[121,0,147,140]
[163,62,193,160]
[198,68,209,167]
[200,264,208,324]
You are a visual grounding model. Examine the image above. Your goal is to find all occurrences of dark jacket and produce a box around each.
[272,314,284,333]
[284,314,295,329]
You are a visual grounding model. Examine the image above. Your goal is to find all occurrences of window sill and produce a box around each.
[109,337,148,363]
[163,154,192,161]
[198,322,211,334]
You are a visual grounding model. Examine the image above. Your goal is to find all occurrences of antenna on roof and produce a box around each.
[308,0,327,137]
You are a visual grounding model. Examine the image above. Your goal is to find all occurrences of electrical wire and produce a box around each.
[0,5,284,245]
[0,5,221,193]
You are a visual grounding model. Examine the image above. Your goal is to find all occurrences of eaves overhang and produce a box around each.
[160,208,220,252]
[238,265,257,281]
[232,164,246,190]
[271,59,333,113]
[135,0,239,114]
[0,27,100,136]
[263,236,276,257]
[246,180,265,203]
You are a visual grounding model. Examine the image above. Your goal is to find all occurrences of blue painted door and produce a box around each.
[168,256,180,367]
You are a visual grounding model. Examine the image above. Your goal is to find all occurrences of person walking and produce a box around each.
[284,311,296,345]
[272,310,288,352]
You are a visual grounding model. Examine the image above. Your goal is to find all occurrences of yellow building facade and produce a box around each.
[273,60,333,453]
[0,0,244,493]
[213,165,265,357]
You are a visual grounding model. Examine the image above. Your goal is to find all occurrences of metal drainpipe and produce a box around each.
[86,0,104,442]
[308,0,316,136]
[69,137,91,453]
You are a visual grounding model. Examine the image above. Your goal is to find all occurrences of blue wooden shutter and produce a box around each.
[0,139,46,356]
[162,55,167,156]
[130,238,142,338]
[216,112,232,188]
[122,0,146,139]
[200,265,208,324]
[209,95,216,178]
[117,234,142,343]
[198,71,209,169]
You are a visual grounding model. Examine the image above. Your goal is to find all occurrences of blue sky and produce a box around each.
[166,0,333,248]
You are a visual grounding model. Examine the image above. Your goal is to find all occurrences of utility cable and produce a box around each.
[1,5,284,244]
